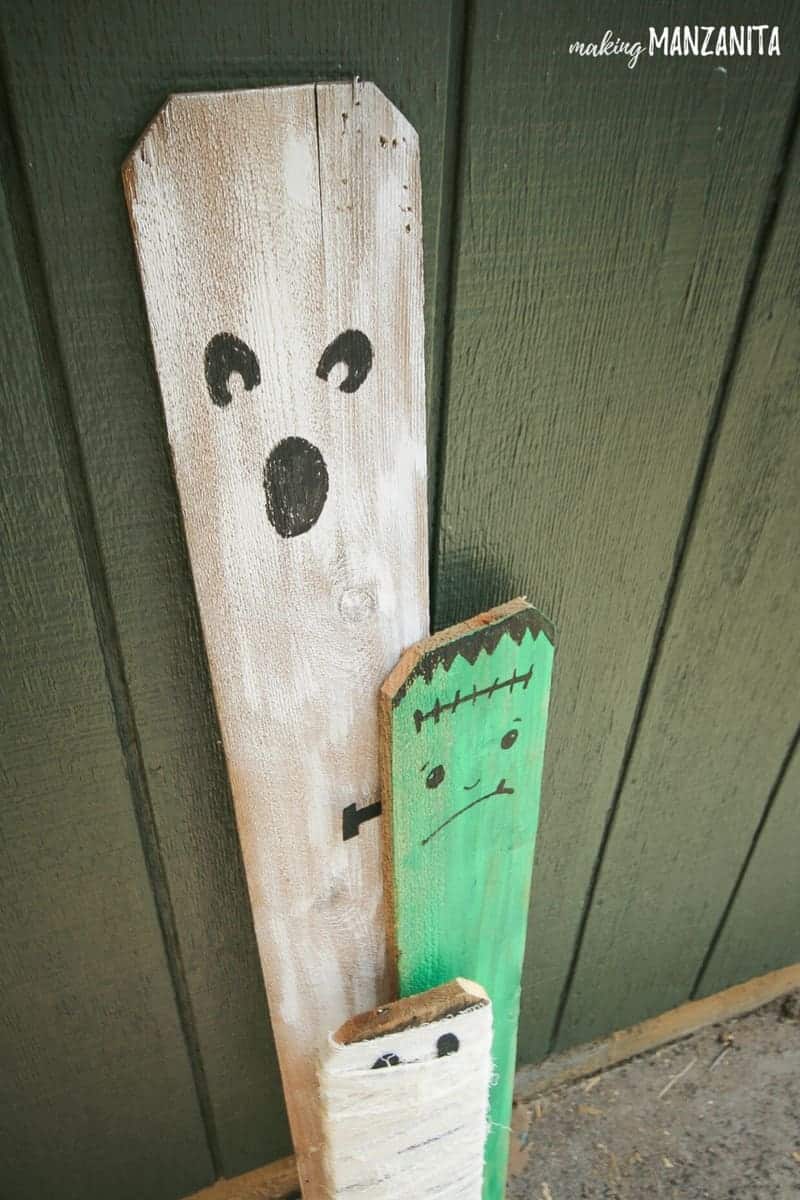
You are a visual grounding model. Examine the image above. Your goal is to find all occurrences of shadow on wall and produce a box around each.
[433,545,518,632]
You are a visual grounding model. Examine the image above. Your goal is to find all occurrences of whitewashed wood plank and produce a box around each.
[124,81,428,1196]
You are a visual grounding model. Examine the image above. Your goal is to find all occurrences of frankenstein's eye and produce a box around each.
[426,764,445,789]
[501,729,518,750]
[316,329,373,393]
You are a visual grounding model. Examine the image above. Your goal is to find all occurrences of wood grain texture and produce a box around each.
[690,130,800,998]
[0,176,212,1199]
[126,83,427,1195]
[698,746,800,997]
[382,600,555,1199]
[434,0,800,1062]
[334,978,488,1045]
[558,94,800,1048]
[0,0,454,1178]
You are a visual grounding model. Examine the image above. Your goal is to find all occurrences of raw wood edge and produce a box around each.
[332,977,489,1046]
[378,677,398,998]
[185,1156,300,1200]
[185,962,800,1200]
[515,961,800,1099]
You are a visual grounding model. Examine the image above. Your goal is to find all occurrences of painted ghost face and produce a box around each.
[203,328,374,537]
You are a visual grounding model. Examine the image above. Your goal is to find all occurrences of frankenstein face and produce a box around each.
[414,670,531,847]
[392,613,551,855]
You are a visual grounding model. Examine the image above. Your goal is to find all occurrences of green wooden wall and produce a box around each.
[0,3,797,1196]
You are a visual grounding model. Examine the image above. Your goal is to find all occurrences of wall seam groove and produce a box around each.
[428,0,474,625]
[547,73,800,1056]
[0,46,223,1180]
[690,723,800,999]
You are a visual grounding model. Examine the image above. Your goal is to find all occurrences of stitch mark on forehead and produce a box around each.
[412,665,533,733]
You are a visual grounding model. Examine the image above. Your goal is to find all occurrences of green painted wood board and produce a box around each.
[0,0,455,1179]
[433,0,800,1062]
[557,92,800,1048]
[0,171,212,1199]
[381,600,555,1199]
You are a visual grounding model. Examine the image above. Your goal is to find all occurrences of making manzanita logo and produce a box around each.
[569,26,781,70]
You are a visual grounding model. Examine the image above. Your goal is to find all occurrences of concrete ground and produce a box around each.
[508,994,800,1199]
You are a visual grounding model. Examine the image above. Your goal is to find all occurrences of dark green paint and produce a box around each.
[387,605,554,1199]
[433,0,800,1063]
[0,0,799,1194]
[0,174,212,1200]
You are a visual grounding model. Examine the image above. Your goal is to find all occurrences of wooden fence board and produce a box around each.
[0,174,212,1199]
[434,0,800,1061]
[381,600,554,1198]
[125,83,427,1194]
[0,0,453,1177]
[558,105,800,1047]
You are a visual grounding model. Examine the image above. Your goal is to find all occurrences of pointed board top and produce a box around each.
[382,597,555,707]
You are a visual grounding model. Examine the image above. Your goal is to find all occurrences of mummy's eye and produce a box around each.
[437,1033,459,1056]
[501,729,518,750]
[371,1052,400,1069]
[316,329,373,393]
[426,765,445,789]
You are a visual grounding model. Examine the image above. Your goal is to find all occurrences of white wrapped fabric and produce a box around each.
[319,999,492,1198]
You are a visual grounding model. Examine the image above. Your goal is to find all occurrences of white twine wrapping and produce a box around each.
[319,1002,493,1198]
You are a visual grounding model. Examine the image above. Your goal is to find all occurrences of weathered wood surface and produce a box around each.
[0,173,211,1198]
[558,92,800,1048]
[381,600,554,1199]
[125,83,427,1194]
[0,0,454,1182]
[334,978,488,1045]
[433,0,800,1061]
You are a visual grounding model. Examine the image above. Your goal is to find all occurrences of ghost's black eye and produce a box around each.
[437,1033,459,1057]
[426,765,445,789]
[372,1052,400,1069]
[316,329,373,393]
[204,332,261,407]
[501,729,518,750]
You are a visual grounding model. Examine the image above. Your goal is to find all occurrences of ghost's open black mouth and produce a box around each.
[421,779,514,846]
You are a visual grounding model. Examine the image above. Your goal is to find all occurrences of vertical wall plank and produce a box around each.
[435,0,800,1061]
[0,0,454,1176]
[561,119,800,1038]
[0,174,212,1199]
[698,740,800,997]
